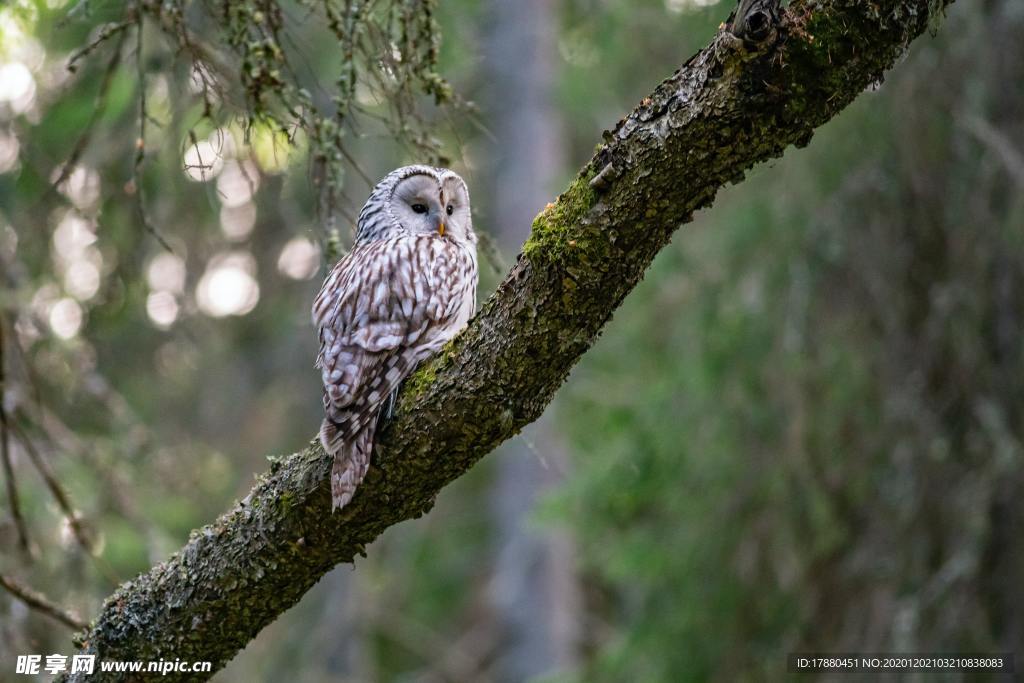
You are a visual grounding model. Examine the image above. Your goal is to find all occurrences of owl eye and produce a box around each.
[446,204,454,216]
[411,203,428,214]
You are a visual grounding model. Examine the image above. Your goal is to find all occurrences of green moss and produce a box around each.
[521,171,598,262]
[401,358,441,401]
[776,6,879,127]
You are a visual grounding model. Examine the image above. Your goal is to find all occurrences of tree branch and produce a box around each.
[61,0,954,678]
[0,574,88,631]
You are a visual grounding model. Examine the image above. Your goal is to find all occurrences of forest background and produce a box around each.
[1,0,1021,680]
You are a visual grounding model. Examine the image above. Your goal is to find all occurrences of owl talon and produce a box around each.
[385,388,398,421]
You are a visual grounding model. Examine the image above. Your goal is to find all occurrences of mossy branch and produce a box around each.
[60,0,954,678]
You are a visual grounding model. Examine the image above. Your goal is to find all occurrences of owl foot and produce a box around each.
[376,387,400,429]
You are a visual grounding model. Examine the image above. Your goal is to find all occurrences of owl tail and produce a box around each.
[320,420,374,511]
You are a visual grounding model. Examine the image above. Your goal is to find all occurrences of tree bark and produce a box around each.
[61,0,955,678]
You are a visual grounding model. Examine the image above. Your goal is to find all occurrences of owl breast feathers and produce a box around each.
[312,165,478,510]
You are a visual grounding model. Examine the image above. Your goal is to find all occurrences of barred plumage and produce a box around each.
[313,166,478,510]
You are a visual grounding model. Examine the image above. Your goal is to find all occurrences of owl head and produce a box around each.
[355,165,476,246]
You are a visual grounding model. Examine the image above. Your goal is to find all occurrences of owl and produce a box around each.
[312,165,478,511]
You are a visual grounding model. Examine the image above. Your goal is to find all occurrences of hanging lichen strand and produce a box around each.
[133,0,459,226]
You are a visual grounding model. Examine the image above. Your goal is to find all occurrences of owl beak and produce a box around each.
[438,221,446,237]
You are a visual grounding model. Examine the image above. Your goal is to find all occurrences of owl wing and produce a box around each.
[312,236,467,432]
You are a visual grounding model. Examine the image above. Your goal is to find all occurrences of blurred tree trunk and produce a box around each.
[57,0,959,678]
[483,0,581,679]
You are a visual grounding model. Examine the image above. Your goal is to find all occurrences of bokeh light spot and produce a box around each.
[0,62,36,114]
[183,139,224,181]
[49,297,83,339]
[146,252,187,295]
[146,290,180,329]
[277,237,320,280]
[220,202,257,241]
[196,252,260,317]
